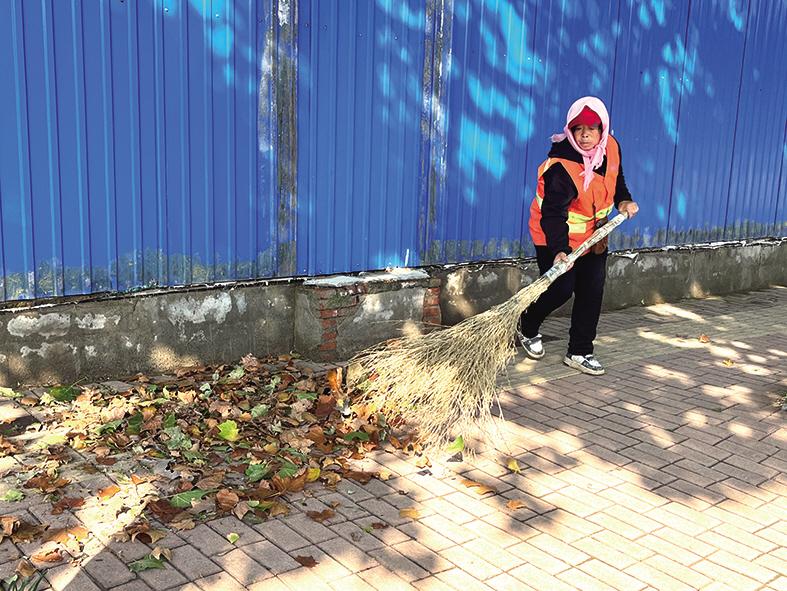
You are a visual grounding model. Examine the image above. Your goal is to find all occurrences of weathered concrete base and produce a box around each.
[438,238,787,324]
[1,239,785,386]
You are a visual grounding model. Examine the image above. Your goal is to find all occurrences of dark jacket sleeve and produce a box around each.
[540,163,577,257]
[613,145,633,207]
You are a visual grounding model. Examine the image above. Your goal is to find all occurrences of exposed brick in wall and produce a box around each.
[306,278,443,361]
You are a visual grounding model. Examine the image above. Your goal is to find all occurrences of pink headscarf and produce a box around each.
[550,96,610,191]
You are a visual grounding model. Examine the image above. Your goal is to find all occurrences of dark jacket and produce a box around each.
[540,139,633,256]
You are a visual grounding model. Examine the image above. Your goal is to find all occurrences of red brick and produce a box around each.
[320,309,339,318]
[321,318,337,329]
[319,341,337,351]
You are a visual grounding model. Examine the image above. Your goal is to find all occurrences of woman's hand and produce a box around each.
[553,252,573,271]
[618,200,639,219]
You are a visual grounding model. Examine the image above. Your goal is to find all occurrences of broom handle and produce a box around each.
[541,212,629,284]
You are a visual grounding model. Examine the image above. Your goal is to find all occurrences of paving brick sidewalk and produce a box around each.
[3,287,786,590]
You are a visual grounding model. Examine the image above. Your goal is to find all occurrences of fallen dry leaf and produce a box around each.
[506,499,528,510]
[345,470,375,484]
[216,489,240,512]
[25,474,71,493]
[169,515,197,531]
[506,458,522,474]
[10,520,48,543]
[698,334,711,343]
[31,548,63,564]
[126,523,167,544]
[722,359,735,367]
[269,502,290,518]
[415,455,431,469]
[399,507,420,520]
[43,525,89,544]
[460,478,497,496]
[370,522,388,530]
[294,555,318,568]
[97,484,121,500]
[51,497,85,515]
[150,546,172,561]
[306,509,335,523]
[15,559,37,578]
[326,368,342,395]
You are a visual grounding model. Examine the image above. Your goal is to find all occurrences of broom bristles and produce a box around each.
[350,275,551,450]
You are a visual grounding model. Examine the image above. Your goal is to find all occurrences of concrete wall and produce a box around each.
[1,239,785,386]
[438,239,787,325]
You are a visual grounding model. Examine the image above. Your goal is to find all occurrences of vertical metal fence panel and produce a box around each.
[1,0,786,303]
[725,0,787,240]
[668,0,748,245]
[0,0,282,302]
[608,0,690,249]
[296,0,428,275]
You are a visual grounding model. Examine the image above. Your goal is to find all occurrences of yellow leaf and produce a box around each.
[399,507,420,520]
[506,499,527,510]
[377,469,392,481]
[306,468,321,482]
[506,458,521,474]
[722,359,735,367]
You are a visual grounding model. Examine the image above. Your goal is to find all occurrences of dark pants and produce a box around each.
[519,246,608,356]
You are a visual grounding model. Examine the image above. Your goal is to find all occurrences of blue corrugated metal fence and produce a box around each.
[1,0,785,301]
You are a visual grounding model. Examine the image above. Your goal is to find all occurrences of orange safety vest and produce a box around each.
[529,135,620,253]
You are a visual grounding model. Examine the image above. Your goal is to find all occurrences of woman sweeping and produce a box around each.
[518,96,639,375]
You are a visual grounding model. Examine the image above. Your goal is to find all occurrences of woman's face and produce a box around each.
[572,125,602,150]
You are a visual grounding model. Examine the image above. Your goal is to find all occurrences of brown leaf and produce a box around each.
[0,435,20,456]
[169,514,197,531]
[370,522,388,530]
[98,484,121,500]
[460,478,497,496]
[506,499,527,510]
[698,334,711,343]
[269,501,290,518]
[232,502,250,521]
[345,470,375,484]
[24,474,71,493]
[196,472,226,490]
[20,396,38,406]
[399,507,420,520]
[272,471,308,494]
[31,548,63,564]
[96,457,117,466]
[315,394,335,418]
[216,489,240,512]
[1,516,19,542]
[306,509,335,523]
[43,525,89,544]
[150,546,172,561]
[126,523,167,544]
[294,555,318,568]
[51,497,85,515]
[10,521,47,543]
[147,499,181,523]
[15,559,37,578]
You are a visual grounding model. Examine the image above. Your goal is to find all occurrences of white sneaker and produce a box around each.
[517,331,545,359]
[563,354,605,375]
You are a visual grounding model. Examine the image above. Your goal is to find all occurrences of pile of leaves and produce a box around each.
[0,354,408,552]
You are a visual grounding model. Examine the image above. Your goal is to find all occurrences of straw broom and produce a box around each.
[349,213,630,450]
